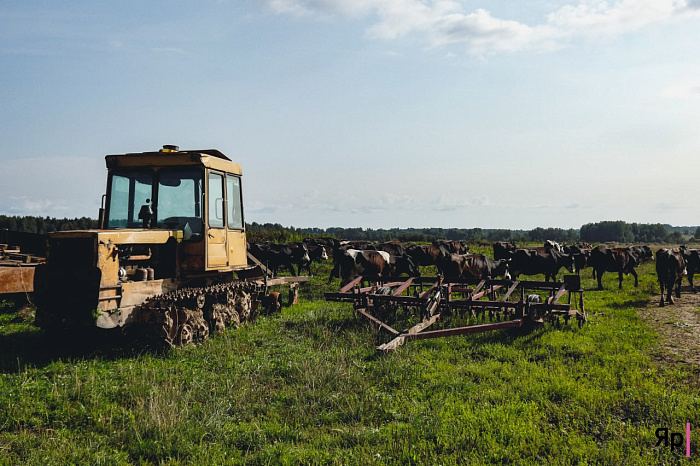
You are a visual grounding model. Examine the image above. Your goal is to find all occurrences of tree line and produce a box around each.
[1,215,695,244]
[0,215,98,234]
[579,221,692,243]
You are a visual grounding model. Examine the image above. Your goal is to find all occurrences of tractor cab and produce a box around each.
[101,145,247,272]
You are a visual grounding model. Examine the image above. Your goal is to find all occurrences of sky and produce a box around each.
[1,0,699,230]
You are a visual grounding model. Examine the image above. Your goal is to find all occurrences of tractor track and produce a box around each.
[134,280,258,347]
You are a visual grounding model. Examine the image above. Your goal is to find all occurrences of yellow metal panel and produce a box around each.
[207,228,228,269]
[96,230,183,244]
[50,229,182,244]
[96,240,120,288]
[227,230,247,268]
[106,152,242,175]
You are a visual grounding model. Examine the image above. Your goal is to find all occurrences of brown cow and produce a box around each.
[493,241,517,261]
[588,245,653,290]
[405,243,451,269]
[440,253,510,280]
[680,246,700,292]
[656,248,686,306]
[336,249,391,284]
[506,248,574,282]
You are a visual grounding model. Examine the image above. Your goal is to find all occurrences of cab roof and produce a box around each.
[105,146,242,174]
[109,148,231,161]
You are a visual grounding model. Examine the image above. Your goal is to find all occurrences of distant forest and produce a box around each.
[1,215,697,244]
[0,215,98,234]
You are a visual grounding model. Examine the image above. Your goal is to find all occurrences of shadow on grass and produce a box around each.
[605,297,652,309]
[281,311,376,335]
[0,293,32,315]
[0,324,172,374]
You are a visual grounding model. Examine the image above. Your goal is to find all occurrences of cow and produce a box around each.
[434,239,469,255]
[506,248,574,282]
[248,242,310,277]
[405,243,451,270]
[389,253,421,277]
[440,253,510,280]
[298,242,329,275]
[588,244,653,290]
[544,240,563,252]
[439,253,470,278]
[628,245,655,264]
[563,243,591,276]
[493,241,517,261]
[376,241,407,257]
[656,248,686,306]
[680,246,700,292]
[335,249,391,284]
[328,241,354,283]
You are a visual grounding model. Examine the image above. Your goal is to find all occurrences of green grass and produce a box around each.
[1,256,699,464]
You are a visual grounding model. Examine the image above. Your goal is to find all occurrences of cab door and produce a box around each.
[226,174,247,268]
[206,171,228,269]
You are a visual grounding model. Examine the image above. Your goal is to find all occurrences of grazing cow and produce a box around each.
[376,241,407,257]
[680,246,700,292]
[439,253,470,278]
[544,240,563,252]
[328,241,353,283]
[343,240,376,250]
[628,245,654,264]
[440,253,510,280]
[656,248,686,306]
[506,248,574,282]
[285,242,314,275]
[336,249,391,284]
[434,239,469,255]
[563,243,591,276]
[248,242,310,276]
[588,245,653,290]
[298,242,329,275]
[405,243,451,269]
[493,241,517,261]
[389,253,421,277]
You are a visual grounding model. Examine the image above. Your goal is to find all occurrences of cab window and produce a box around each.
[227,175,244,230]
[106,170,153,228]
[208,172,225,228]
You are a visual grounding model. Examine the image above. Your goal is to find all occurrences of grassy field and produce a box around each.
[1,250,699,465]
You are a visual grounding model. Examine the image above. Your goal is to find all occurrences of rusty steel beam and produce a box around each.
[501,280,520,301]
[548,282,568,305]
[404,318,524,342]
[372,294,426,305]
[392,277,414,296]
[339,275,363,293]
[0,265,35,294]
[355,307,400,335]
[377,311,443,352]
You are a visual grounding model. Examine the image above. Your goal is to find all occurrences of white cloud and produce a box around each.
[259,0,700,54]
[2,196,71,215]
[546,0,699,36]
[265,0,376,17]
[661,79,700,99]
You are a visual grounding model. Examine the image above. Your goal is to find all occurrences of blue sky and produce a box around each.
[1,0,699,229]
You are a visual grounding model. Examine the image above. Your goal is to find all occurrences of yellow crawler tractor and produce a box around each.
[33,145,296,345]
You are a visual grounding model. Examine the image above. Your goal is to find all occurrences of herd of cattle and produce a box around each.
[248,239,700,307]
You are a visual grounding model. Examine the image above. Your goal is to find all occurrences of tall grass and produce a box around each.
[1,255,699,464]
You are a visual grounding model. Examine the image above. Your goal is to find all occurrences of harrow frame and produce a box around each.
[325,275,586,351]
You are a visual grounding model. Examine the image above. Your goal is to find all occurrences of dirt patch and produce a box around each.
[637,287,700,366]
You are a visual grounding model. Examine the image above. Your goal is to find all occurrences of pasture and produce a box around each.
[1,245,699,464]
